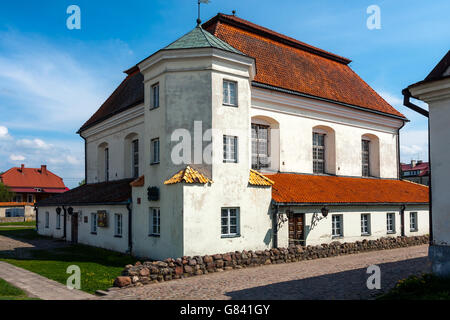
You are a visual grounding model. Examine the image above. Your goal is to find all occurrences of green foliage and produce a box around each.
[78,179,86,186]
[0,278,38,300]
[379,273,450,300]
[0,181,14,202]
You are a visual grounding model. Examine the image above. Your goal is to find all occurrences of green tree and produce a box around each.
[78,179,86,187]
[0,181,14,202]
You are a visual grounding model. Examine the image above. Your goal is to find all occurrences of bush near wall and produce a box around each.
[114,235,429,288]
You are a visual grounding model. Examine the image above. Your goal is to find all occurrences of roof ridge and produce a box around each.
[203,13,351,65]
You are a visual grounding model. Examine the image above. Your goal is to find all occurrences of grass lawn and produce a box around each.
[0,227,45,240]
[379,273,450,300]
[0,278,38,300]
[0,221,36,227]
[0,227,138,294]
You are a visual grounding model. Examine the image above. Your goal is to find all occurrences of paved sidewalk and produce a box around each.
[0,261,93,300]
[100,245,431,300]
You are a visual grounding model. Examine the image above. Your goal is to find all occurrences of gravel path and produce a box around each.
[101,245,430,300]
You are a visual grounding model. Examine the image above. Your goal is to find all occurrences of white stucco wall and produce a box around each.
[251,88,402,178]
[37,205,129,253]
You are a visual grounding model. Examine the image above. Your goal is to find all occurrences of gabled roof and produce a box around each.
[203,13,405,119]
[165,26,244,55]
[164,166,212,185]
[36,179,133,206]
[0,166,66,191]
[267,173,429,205]
[408,50,450,88]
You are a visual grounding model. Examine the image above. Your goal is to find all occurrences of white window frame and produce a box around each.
[313,132,326,174]
[387,213,396,234]
[149,208,160,236]
[223,80,238,106]
[45,212,49,229]
[114,213,123,237]
[223,135,238,163]
[410,212,418,232]
[331,214,343,237]
[91,212,97,234]
[105,147,109,182]
[27,194,34,203]
[361,213,371,235]
[251,124,270,169]
[132,139,139,178]
[151,83,160,109]
[56,212,61,230]
[221,208,240,237]
[151,138,160,164]
[362,139,370,177]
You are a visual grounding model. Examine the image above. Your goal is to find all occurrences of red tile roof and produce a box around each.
[266,173,429,204]
[401,162,430,177]
[0,165,66,191]
[203,14,405,119]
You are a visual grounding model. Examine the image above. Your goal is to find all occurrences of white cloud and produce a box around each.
[0,125,11,140]
[400,129,429,162]
[16,138,52,150]
[9,154,26,161]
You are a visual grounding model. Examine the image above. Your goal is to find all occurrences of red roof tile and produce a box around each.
[203,14,405,119]
[0,165,66,190]
[266,173,429,204]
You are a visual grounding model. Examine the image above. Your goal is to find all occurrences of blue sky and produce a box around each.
[0,0,448,188]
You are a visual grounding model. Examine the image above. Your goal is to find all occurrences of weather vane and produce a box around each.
[197,0,210,26]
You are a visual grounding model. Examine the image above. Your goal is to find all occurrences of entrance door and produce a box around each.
[71,212,78,244]
[289,213,305,246]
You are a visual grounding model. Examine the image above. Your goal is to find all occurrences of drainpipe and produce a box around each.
[34,205,39,232]
[397,120,406,180]
[272,203,279,248]
[79,135,88,183]
[126,200,133,254]
[62,205,67,240]
[402,88,432,244]
[400,204,406,236]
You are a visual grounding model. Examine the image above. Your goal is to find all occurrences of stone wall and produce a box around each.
[113,235,429,288]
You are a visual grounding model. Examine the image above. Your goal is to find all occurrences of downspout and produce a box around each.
[126,200,133,254]
[397,120,406,180]
[402,88,432,244]
[79,134,87,183]
[62,205,67,240]
[272,202,279,248]
[34,204,39,232]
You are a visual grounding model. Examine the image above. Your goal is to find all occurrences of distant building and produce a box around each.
[0,164,67,220]
[401,160,430,186]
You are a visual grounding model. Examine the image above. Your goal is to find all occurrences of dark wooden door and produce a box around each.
[289,213,305,246]
[71,212,78,244]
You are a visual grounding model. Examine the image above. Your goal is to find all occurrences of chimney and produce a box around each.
[41,165,47,174]
[20,164,25,172]
[411,160,417,168]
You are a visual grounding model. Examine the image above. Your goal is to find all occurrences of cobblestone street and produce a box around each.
[101,245,430,300]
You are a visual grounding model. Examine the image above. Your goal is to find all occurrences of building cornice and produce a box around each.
[408,77,450,103]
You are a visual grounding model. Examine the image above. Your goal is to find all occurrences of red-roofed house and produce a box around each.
[401,160,430,186]
[36,13,428,259]
[0,164,67,221]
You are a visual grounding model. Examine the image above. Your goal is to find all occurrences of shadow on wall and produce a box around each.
[224,256,431,300]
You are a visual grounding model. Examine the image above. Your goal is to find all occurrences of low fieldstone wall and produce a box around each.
[114,235,429,288]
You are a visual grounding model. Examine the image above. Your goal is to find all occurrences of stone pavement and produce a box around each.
[0,261,93,300]
[100,245,431,300]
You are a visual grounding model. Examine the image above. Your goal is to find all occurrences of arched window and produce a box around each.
[251,116,280,172]
[97,142,109,182]
[124,133,139,178]
[312,126,336,174]
[361,134,380,177]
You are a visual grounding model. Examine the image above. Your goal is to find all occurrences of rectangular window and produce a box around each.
[361,214,371,235]
[151,138,160,164]
[221,208,240,237]
[331,214,343,237]
[362,140,370,177]
[45,212,49,228]
[251,124,269,169]
[149,208,160,236]
[56,212,61,230]
[313,132,326,174]
[114,214,123,237]
[132,139,139,178]
[13,194,23,202]
[223,80,237,106]
[105,148,109,182]
[27,194,34,203]
[151,83,160,109]
[387,213,395,233]
[91,212,97,234]
[410,212,418,232]
[223,135,238,163]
